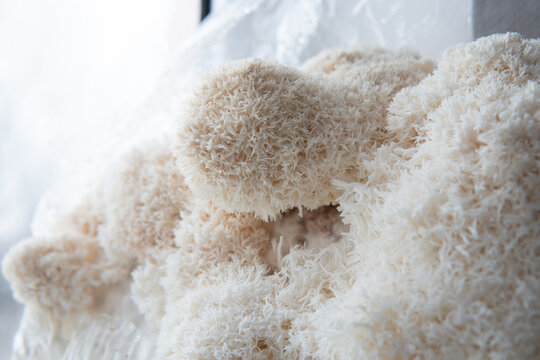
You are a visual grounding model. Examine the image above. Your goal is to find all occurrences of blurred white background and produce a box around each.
[0,0,200,356]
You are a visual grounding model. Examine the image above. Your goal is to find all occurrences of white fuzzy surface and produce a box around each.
[319,33,540,358]
[2,33,540,359]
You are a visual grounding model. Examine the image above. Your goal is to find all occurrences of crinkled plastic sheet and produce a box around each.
[11,0,472,358]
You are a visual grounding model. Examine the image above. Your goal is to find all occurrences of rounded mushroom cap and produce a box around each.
[101,141,192,261]
[2,233,127,314]
[176,50,433,220]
